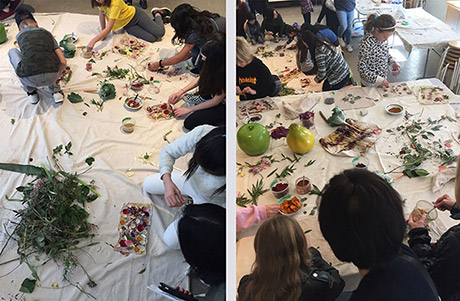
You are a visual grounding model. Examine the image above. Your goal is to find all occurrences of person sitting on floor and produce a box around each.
[318,169,440,301]
[283,24,299,48]
[244,12,264,45]
[148,4,225,74]
[358,14,401,88]
[178,204,226,300]
[296,36,316,76]
[168,32,226,130]
[407,156,460,301]
[238,215,345,300]
[236,204,279,232]
[236,36,282,100]
[299,29,350,91]
[88,0,165,51]
[8,8,66,104]
[261,6,285,42]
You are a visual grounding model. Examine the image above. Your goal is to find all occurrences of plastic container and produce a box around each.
[352,157,370,169]
[122,117,136,133]
[295,177,312,195]
[411,200,438,224]
[271,180,289,199]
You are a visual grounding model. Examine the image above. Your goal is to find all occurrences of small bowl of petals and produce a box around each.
[271,180,289,199]
[131,81,144,92]
[278,195,302,216]
[385,104,404,115]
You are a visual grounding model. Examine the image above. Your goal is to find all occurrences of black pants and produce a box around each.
[184,102,226,131]
[317,2,339,35]
[322,74,350,91]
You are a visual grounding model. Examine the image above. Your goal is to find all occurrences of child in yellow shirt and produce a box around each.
[88,0,166,50]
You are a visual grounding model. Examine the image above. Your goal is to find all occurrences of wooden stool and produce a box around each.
[443,41,460,70]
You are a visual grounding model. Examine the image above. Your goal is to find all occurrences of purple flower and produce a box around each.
[270,126,289,139]
[299,111,315,129]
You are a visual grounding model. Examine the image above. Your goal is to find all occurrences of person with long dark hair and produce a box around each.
[238,215,344,300]
[168,32,226,130]
[261,6,286,42]
[177,204,226,299]
[148,4,225,73]
[299,29,350,91]
[143,125,226,209]
[319,169,439,300]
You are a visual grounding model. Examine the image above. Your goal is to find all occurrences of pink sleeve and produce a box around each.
[236,205,268,232]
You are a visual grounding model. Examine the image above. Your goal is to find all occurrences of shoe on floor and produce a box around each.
[124,0,133,5]
[338,37,346,48]
[27,90,39,104]
[139,0,147,9]
[151,7,172,23]
[52,90,64,103]
[346,44,353,52]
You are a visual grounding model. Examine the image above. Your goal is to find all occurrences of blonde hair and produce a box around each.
[239,215,312,301]
[236,36,254,65]
[364,13,396,33]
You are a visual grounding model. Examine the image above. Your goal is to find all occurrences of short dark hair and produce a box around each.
[318,169,406,270]
[247,12,256,20]
[14,7,36,28]
[178,204,226,285]
[284,24,297,35]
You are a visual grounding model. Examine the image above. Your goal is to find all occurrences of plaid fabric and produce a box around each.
[300,0,313,14]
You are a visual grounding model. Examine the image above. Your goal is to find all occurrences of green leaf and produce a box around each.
[68,92,84,103]
[19,278,36,293]
[403,169,429,178]
[85,157,95,166]
[304,229,312,234]
[308,185,322,196]
[10,119,15,125]
[431,125,443,131]
[138,268,146,274]
[65,141,72,152]
[0,163,42,175]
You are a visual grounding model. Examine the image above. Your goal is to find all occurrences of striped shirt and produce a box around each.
[315,44,350,85]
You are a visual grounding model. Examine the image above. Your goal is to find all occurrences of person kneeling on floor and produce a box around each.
[8,8,66,104]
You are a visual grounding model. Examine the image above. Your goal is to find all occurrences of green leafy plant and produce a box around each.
[276,164,296,179]
[0,144,99,298]
[99,81,116,101]
[236,179,269,207]
[68,92,84,104]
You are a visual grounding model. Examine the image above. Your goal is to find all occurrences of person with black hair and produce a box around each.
[318,169,439,301]
[317,0,339,35]
[0,0,22,20]
[261,6,285,42]
[237,0,250,38]
[299,29,350,91]
[8,7,67,104]
[148,4,225,73]
[176,204,226,299]
[301,23,338,46]
[167,32,226,130]
[244,12,264,45]
[406,156,460,301]
[143,125,226,209]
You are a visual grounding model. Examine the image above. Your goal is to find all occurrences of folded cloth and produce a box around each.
[432,166,457,193]
[279,93,319,120]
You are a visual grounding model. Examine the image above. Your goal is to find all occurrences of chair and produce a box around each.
[450,59,459,92]
[436,49,447,79]
[439,64,449,83]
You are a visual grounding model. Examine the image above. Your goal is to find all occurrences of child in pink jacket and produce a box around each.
[237,204,279,231]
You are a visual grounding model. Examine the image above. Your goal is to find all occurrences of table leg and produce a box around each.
[423,48,430,78]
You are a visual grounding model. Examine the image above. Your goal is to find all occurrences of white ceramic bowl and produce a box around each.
[385,104,404,115]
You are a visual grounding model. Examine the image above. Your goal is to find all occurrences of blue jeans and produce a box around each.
[336,10,354,45]
[248,33,265,44]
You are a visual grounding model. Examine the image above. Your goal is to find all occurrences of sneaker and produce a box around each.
[139,0,147,9]
[346,44,353,52]
[27,90,39,104]
[151,7,172,23]
[338,37,346,48]
[52,90,64,103]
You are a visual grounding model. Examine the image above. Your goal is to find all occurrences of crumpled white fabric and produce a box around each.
[279,93,319,120]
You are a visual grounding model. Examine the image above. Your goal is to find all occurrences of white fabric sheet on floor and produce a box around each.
[236,78,460,291]
[0,13,198,300]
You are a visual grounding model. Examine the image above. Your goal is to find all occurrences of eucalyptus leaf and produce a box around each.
[85,157,95,166]
[68,92,84,103]
[0,163,42,175]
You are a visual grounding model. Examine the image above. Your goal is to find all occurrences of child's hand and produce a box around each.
[314,76,320,83]
[434,194,455,211]
[265,30,273,35]
[174,107,191,117]
[236,86,242,95]
[242,86,256,95]
[163,175,185,207]
[382,79,390,88]
[407,213,427,230]
[251,39,256,45]
[265,204,280,218]
[168,91,182,104]
[86,40,96,52]
[392,61,401,76]
[148,61,160,71]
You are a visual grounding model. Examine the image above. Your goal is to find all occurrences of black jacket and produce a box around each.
[238,247,345,300]
[408,205,460,301]
[237,57,276,101]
